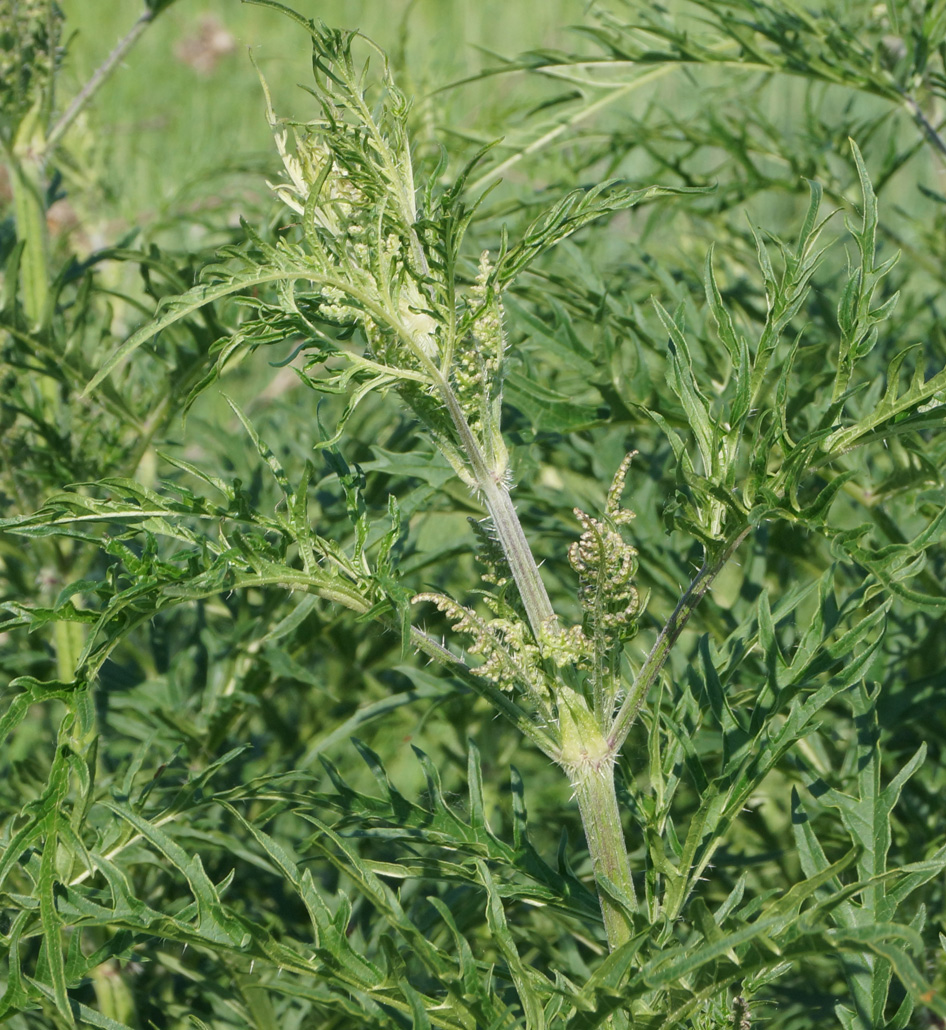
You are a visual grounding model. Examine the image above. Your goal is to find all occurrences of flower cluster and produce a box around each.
[415,575,598,703]
[265,89,445,379]
[568,453,644,638]
[469,516,511,588]
[537,620,593,668]
[413,591,548,696]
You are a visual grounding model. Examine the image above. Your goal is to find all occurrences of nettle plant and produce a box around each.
[3,3,946,1028]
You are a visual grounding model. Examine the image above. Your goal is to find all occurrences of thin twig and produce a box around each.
[901,92,946,163]
[467,66,675,194]
[609,525,752,751]
[46,9,155,152]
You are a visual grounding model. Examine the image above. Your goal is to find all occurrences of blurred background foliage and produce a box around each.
[2,0,946,1026]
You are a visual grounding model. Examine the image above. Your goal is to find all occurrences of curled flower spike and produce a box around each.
[605,451,638,524]
[469,517,511,588]
[568,453,644,638]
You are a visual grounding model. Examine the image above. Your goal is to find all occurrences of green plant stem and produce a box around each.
[558,692,635,951]
[53,621,84,682]
[610,525,752,750]
[434,365,640,951]
[467,65,676,195]
[433,370,557,638]
[570,754,635,950]
[482,478,557,630]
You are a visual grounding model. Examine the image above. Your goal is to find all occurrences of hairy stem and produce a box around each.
[481,479,557,633]
[573,764,635,949]
[434,370,557,638]
[557,691,636,951]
